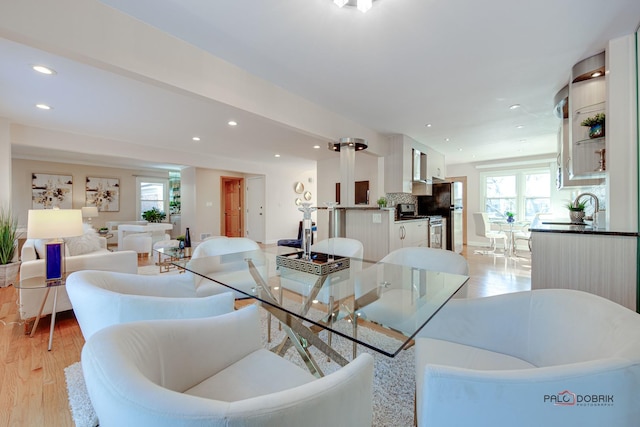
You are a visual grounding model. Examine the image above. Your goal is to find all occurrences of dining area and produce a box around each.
[59,235,640,427]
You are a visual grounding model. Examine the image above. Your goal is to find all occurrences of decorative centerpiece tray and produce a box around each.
[276,251,350,276]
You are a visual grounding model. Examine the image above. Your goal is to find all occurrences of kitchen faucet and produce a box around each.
[573,193,600,220]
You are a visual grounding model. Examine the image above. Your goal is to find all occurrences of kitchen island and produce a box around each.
[316,207,429,261]
[530,219,638,312]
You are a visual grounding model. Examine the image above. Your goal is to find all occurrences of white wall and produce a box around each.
[11,158,167,228]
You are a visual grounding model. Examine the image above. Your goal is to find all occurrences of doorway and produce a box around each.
[221,177,244,237]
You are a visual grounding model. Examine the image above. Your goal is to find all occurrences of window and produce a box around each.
[482,168,551,221]
[136,177,169,220]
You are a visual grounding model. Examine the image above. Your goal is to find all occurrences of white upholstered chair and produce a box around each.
[82,305,375,427]
[415,289,640,427]
[121,232,153,257]
[66,270,235,340]
[353,247,469,354]
[473,212,507,255]
[187,236,263,299]
[277,237,364,348]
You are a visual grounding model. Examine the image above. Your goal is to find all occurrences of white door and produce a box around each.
[246,176,265,243]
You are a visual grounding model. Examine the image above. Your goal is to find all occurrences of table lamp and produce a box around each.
[27,209,83,282]
[81,206,99,225]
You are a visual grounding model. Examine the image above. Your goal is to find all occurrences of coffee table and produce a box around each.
[154,246,193,273]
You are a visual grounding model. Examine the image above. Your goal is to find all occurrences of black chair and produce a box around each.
[277,221,314,249]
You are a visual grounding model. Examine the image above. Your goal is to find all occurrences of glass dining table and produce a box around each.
[174,246,469,377]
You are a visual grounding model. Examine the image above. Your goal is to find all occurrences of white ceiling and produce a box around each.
[2,0,640,171]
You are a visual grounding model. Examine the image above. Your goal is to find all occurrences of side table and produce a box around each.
[15,276,66,351]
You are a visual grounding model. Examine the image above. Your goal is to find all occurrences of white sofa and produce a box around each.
[415,289,640,427]
[19,237,138,320]
[82,305,375,427]
[66,270,234,340]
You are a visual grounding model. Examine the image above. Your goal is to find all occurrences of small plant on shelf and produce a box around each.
[580,113,605,139]
[377,197,387,208]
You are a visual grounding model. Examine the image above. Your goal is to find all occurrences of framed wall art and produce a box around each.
[32,173,73,209]
[86,177,120,212]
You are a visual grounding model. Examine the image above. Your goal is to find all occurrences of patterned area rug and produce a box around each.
[65,266,416,426]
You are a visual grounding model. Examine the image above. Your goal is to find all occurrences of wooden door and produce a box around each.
[221,177,244,237]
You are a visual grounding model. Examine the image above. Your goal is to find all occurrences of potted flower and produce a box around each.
[142,207,167,223]
[0,208,21,287]
[566,201,587,223]
[580,113,605,139]
[377,197,387,208]
[505,211,515,223]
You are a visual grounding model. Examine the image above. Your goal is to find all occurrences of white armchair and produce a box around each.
[415,289,640,427]
[82,305,374,427]
[188,236,263,299]
[66,270,235,340]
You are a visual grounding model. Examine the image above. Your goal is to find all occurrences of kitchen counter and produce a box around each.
[530,216,638,312]
[529,217,639,237]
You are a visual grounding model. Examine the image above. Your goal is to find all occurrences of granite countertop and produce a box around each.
[529,217,638,237]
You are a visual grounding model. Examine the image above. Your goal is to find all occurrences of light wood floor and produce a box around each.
[0,246,531,427]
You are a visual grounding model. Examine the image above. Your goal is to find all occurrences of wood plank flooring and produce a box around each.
[0,246,531,427]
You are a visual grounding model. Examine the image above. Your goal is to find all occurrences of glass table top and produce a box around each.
[175,247,469,358]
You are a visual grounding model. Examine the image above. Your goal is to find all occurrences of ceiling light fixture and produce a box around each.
[328,137,368,152]
[192,136,201,141]
[32,65,56,75]
[509,104,521,110]
[516,125,524,129]
[333,0,375,13]
[228,120,237,126]
[313,145,321,149]
[35,103,51,110]
[425,124,432,128]
[274,154,281,158]
[591,71,602,78]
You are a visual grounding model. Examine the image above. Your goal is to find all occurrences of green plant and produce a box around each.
[142,207,166,223]
[377,196,387,207]
[176,234,185,241]
[567,201,587,212]
[0,208,19,265]
[580,113,605,127]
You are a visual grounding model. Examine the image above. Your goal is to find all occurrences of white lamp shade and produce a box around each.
[81,206,99,218]
[27,209,84,239]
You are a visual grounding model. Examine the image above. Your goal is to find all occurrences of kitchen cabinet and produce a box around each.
[568,54,607,180]
[385,135,414,193]
[385,134,443,194]
[426,148,446,180]
[390,220,428,251]
[531,229,637,311]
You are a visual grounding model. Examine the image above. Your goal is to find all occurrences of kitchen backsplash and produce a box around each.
[385,192,417,208]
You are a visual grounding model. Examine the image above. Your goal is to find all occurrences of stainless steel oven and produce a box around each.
[427,216,443,249]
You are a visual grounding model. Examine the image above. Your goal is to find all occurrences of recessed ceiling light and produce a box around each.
[228,120,237,126]
[509,104,521,110]
[458,148,463,152]
[444,138,450,142]
[591,71,602,78]
[274,154,281,158]
[425,124,432,128]
[516,125,524,129]
[35,104,51,110]
[32,65,56,75]
[313,145,320,149]
[192,136,201,141]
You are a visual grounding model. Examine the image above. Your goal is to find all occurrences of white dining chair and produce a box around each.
[473,212,507,255]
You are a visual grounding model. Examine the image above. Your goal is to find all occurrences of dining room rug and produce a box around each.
[65,266,416,426]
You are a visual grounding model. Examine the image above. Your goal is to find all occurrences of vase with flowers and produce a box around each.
[580,113,605,139]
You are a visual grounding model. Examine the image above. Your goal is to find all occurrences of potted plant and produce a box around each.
[566,201,587,223]
[580,113,605,139]
[0,208,21,287]
[142,207,167,223]
[505,211,515,223]
[377,197,387,208]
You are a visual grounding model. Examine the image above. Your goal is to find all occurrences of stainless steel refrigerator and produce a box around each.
[418,181,463,253]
